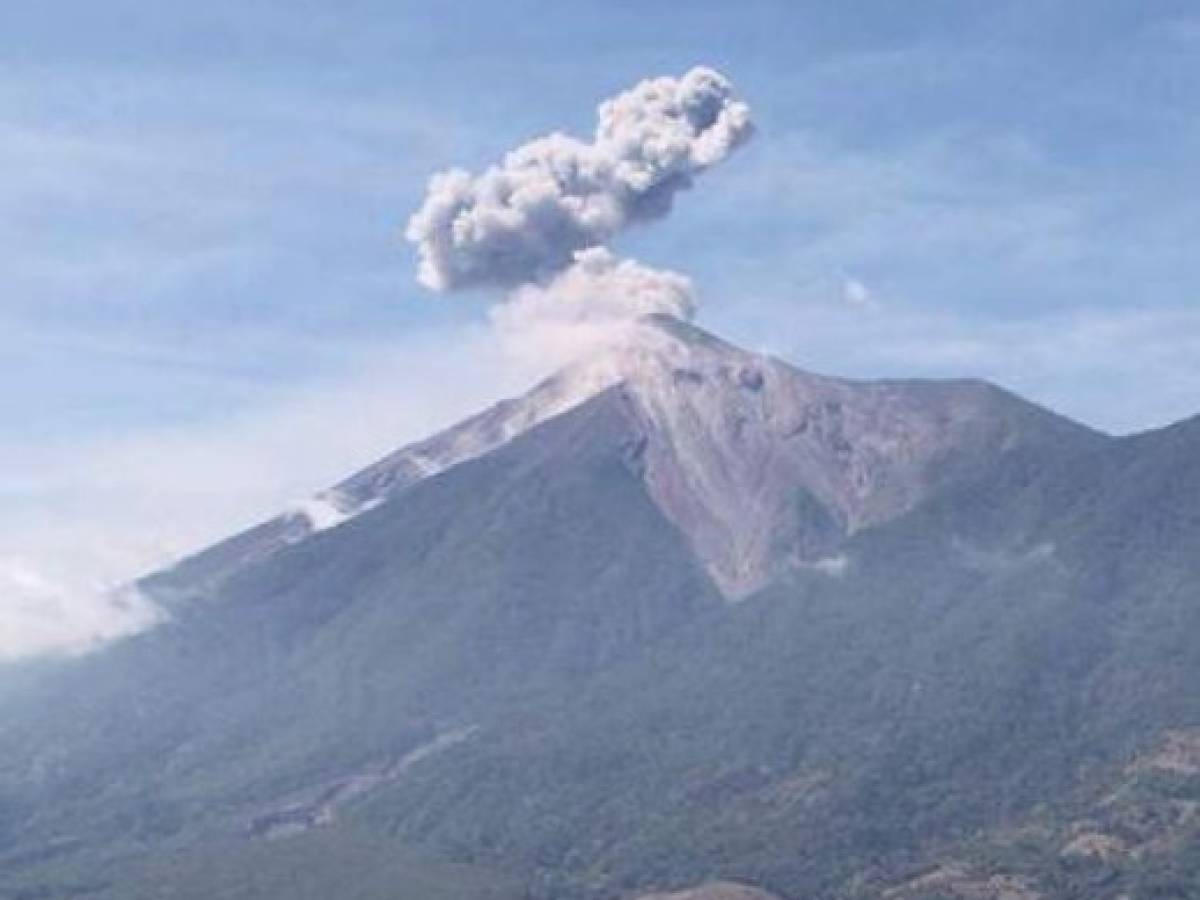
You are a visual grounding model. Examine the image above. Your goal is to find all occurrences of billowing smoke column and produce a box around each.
[405,66,753,362]
[491,247,696,366]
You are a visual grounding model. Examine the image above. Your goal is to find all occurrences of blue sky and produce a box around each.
[2,1,1199,653]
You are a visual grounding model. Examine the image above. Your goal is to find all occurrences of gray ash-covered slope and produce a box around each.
[3,317,1199,900]
[151,315,1099,601]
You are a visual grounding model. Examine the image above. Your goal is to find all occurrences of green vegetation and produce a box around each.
[1,399,1198,899]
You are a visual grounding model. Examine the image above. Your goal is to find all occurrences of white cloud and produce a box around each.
[841,277,879,311]
[0,559,163,660]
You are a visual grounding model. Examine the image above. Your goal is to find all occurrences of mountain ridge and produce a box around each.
[149,315,1106,601]
[4,316,1197,900]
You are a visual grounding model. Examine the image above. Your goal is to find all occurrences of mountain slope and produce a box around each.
[3,320,1197,900]
[878,727,1200,900]
[341,410,1200,898]
[150,316,1104,601]
[0,388,721,898]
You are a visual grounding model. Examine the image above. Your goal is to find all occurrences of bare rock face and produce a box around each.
[1132,728,1200,776]
[883,865,1042,900]
[636,881,781,900]
[596,316,1081,596]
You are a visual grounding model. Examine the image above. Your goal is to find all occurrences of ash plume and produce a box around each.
[405,66,753,294]
[491,247,696,367]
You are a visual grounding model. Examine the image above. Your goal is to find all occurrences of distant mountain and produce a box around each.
[1,317,1197,900]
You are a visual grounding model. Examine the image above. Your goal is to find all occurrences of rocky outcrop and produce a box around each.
[636,881,781,900]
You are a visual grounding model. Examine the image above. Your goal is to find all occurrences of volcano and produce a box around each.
[3,317,1199,900]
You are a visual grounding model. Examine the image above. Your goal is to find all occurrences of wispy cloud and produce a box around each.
[840,276,879,311]
[0,323,529,659]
